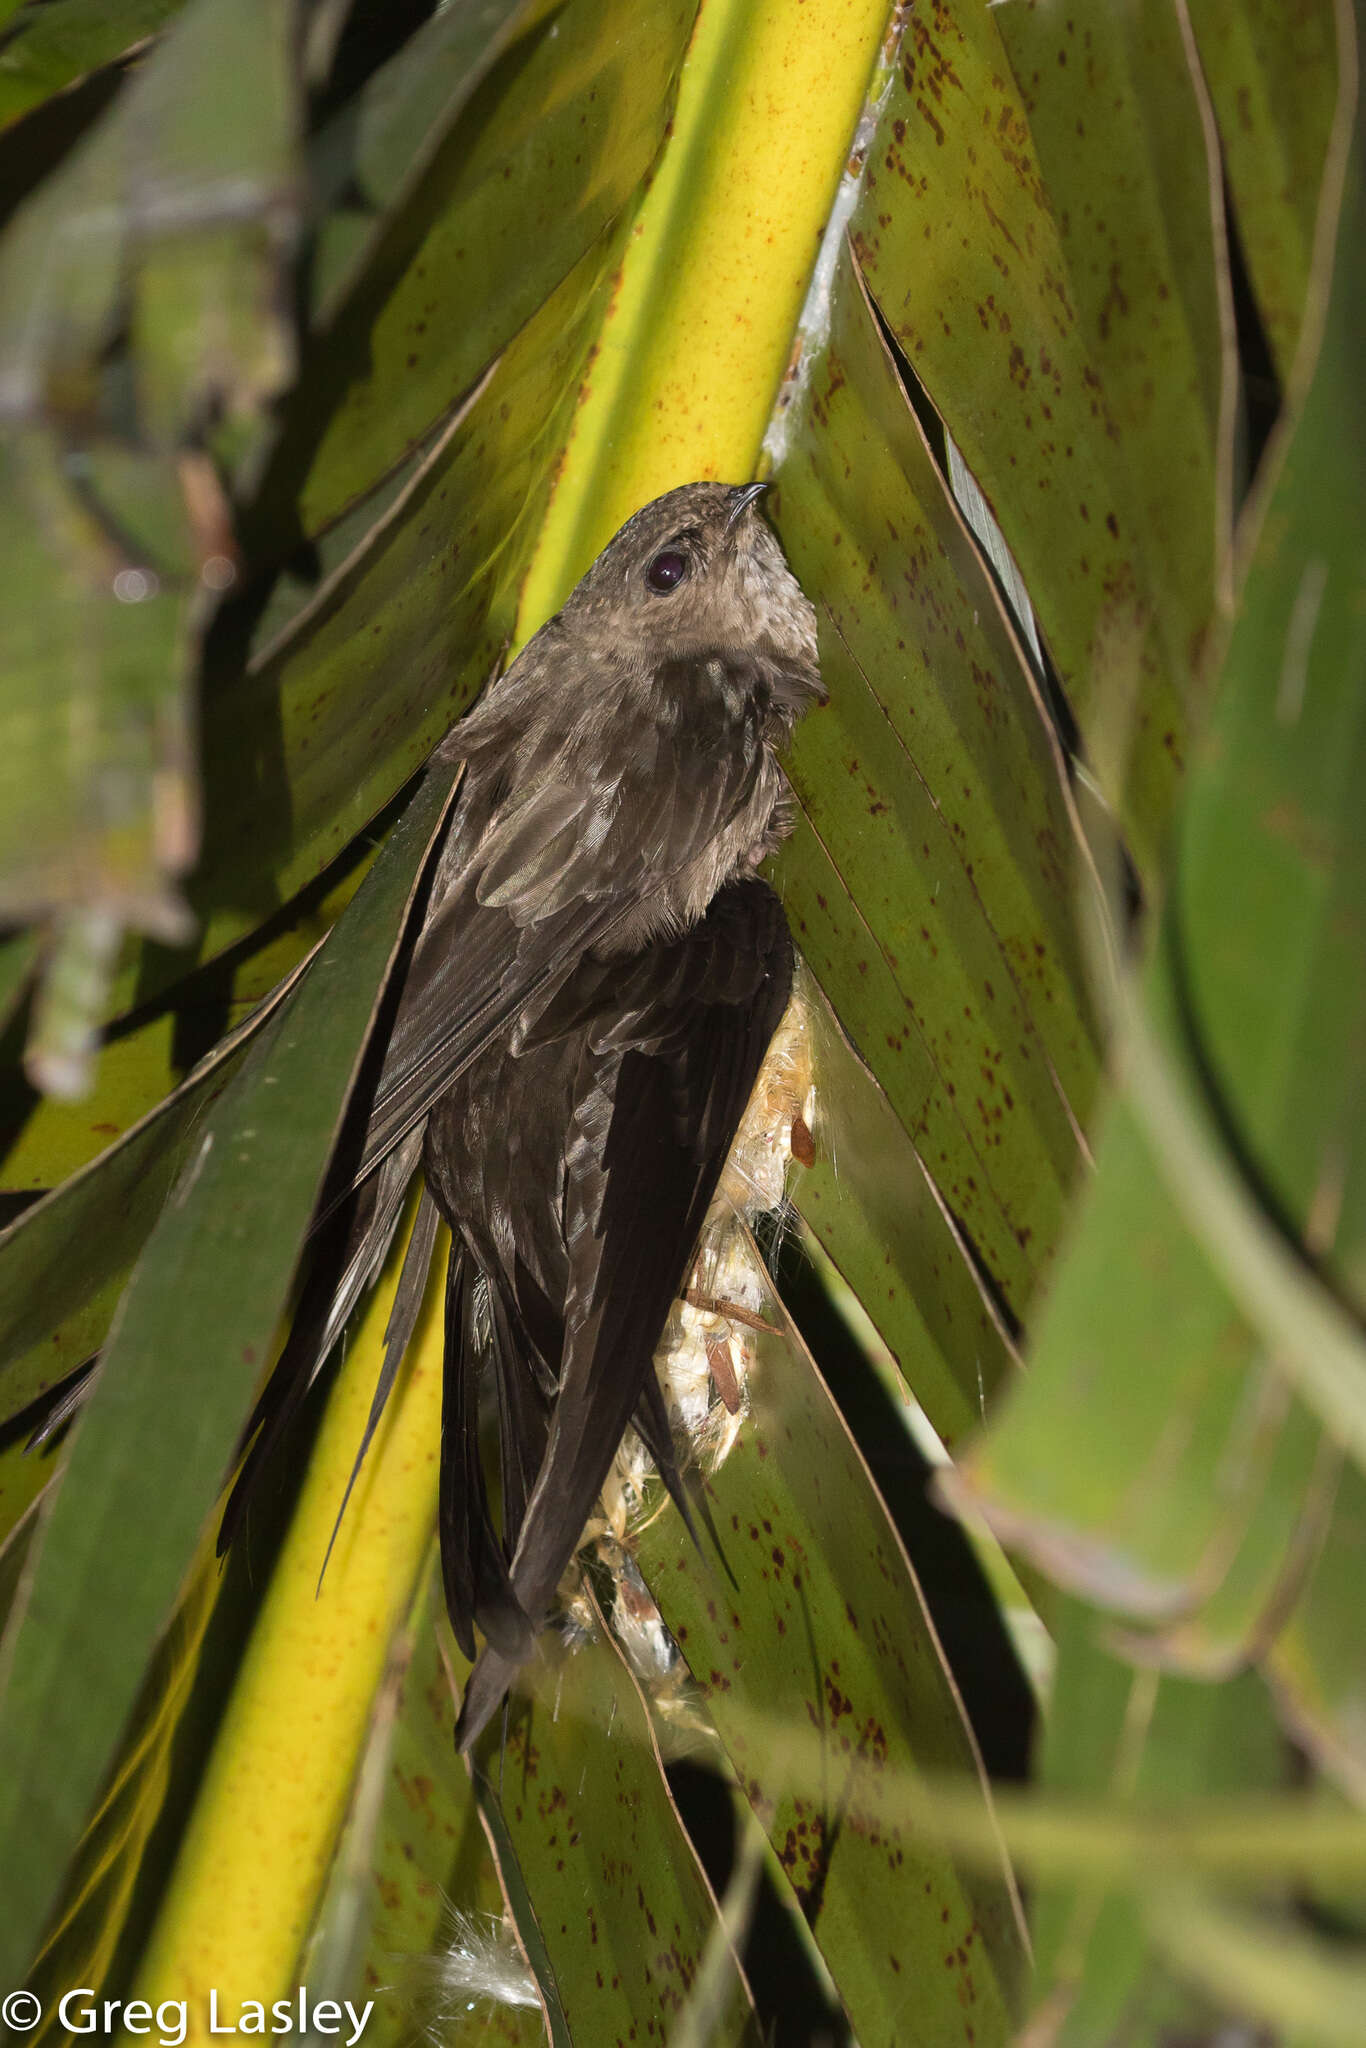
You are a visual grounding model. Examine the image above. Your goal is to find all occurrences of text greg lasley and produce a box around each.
[57,1990,374,2044]
[205,1992,374,2042]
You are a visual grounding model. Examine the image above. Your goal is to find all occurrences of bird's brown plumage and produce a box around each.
[222,481,824,1748]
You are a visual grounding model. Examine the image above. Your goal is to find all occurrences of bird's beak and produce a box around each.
[724,481,769,535]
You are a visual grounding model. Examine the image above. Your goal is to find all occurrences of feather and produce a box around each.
[439,1246,530,1661]
[316,1182,443,1589]
[218,1128,424,1553]
[449,879,793,1747]
[216,483,824,1751]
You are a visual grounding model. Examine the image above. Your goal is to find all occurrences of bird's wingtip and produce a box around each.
[455,1645,523,1754]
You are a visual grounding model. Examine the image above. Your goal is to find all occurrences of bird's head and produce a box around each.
[562,481,824,705]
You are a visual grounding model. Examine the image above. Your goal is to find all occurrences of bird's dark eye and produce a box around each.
[645,548,689,594]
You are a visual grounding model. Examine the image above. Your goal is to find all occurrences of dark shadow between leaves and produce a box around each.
[764,1227,1035,1786]
[665,1757,854,2048]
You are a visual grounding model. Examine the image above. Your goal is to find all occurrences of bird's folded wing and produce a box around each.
[356,718,757,1179]
[456,880,793,1748]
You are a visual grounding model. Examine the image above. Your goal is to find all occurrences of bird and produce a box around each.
[221,479,825,1748]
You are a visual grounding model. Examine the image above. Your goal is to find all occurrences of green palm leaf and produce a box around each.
[0,1,1359,2041]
